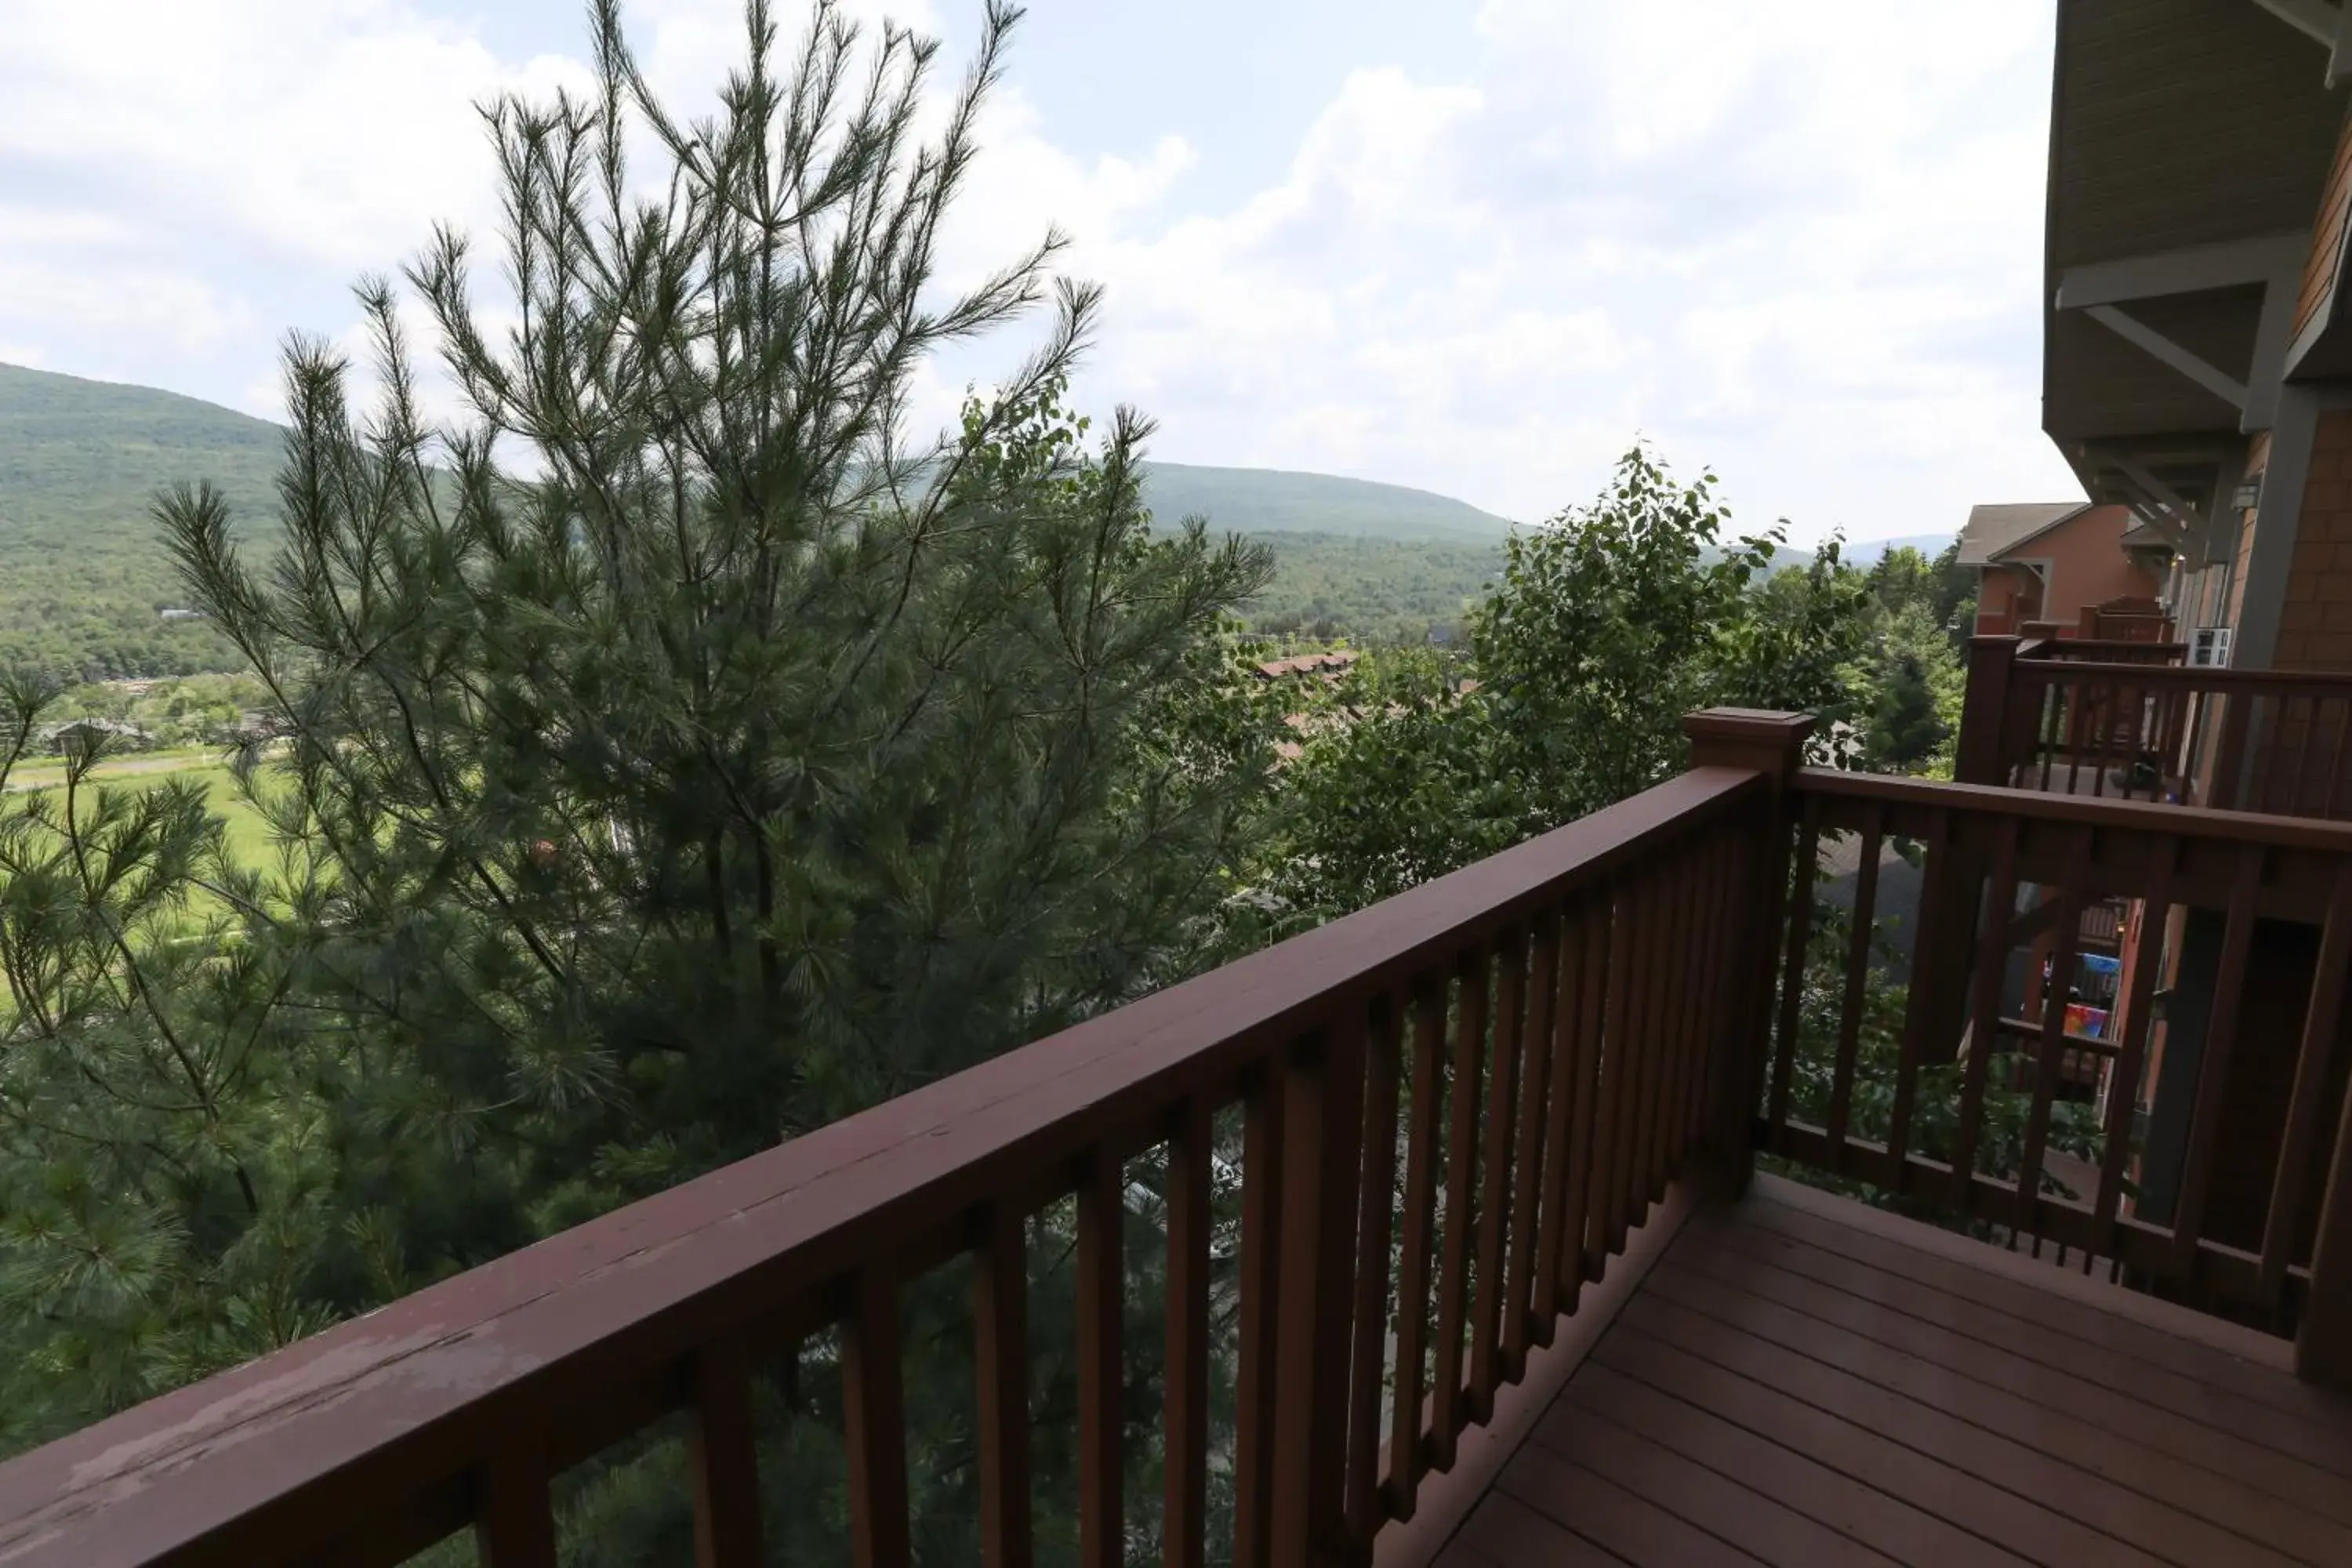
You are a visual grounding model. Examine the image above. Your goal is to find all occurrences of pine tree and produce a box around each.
[1865,649,1946,771]
[6,0,1289,1549]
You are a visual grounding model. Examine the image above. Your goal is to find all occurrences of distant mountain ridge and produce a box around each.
[0,361,1512,677]
[1138,463,1511,540]
[1840,532,1955,566]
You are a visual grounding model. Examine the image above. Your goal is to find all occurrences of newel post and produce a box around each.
[1955,635,2022,786]
[2299,1080,2352,1387]
[1682,708,1813,1196]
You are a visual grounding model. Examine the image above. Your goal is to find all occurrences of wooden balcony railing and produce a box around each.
[0,715,1801,1568]
[1762,765,2352,1375]
[1958,634,2352,818]
[5,708,2350,1566]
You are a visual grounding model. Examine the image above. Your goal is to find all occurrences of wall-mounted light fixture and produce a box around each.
[2233,476,2263,511]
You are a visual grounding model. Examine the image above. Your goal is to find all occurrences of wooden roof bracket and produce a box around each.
[2056,234,2308,434]
[2248,0,2352,84]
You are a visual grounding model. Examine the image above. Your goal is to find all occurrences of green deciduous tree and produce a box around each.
[1261,445,1875,925]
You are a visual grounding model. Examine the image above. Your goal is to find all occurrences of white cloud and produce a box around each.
[0,0,2079,542]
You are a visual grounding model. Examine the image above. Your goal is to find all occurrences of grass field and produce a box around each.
[5,747,279,879]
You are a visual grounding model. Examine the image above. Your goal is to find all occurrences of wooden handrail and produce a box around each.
[2024,639,2187,664]
[2017,658,2352,695]
[1795,765,2352,852]
[1763,764,2352,1377]
[1962,633,2352,820]
[0,724,1791,1568]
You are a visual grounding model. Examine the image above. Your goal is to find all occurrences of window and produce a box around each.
[2190,626,2234,667]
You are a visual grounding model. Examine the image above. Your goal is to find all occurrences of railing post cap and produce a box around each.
[1682,709,1813,780]
[1681,708,1815,743]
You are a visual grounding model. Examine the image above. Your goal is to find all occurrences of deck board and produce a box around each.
[1437,1181,2352,1566]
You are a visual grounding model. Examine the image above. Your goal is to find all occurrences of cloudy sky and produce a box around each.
[0,0,2083,543]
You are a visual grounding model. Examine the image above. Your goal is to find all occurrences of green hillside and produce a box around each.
[1237,531,1501,644]
[0,361,1514,677]
[0,363,280,678]
[1142,462,1511,540]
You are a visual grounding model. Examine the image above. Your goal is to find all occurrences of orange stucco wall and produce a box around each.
[1971,504,2159,635]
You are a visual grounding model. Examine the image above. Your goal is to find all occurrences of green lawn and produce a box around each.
[5,750,280,880]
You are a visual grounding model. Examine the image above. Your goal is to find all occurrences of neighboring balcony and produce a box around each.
[1956,633,2352,818]
[2,711,2350,1566]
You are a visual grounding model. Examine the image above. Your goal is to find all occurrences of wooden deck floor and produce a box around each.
[1433,1178,2352,1567]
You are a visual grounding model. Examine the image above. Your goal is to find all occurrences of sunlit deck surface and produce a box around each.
[1429,1176,2352,1568]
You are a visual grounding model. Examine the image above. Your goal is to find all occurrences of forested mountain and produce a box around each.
[0,363,275,677]
[0,362,1509,677]
[1143,462,1508,539]
[1235,531,1501,643]
[1844,531,1956,566]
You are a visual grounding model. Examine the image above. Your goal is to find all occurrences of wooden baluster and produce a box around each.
[475,1448,559,1568]
[843,1269,913,1568]
[689,1334,766,1568]
[1647,846,1690,1196]
[1647,842,1698,1198]
[1673,835,1715,1173]
[2183,688,2212,801]
[1560,896,1613,1302]
[1429,947,1486,1463]
[1688,827,1738,1154]
[1163,1104,1211,1568]
[2102,677,2119,789]
[2259,867,2352,1305]
[2096,839,2176,1258]
[2300,1056,2352,1385]
[2212,691,2252,811]
[1823,803,1885,1166]
[1385,975,1445,1519]
[1232,1064,1283,1568]
[1684,832,1722,1166]
[1078,1149,1124,1568]
[2166,684,2194,793]
[1468,925,1526,1418]
[1592,878,1642,1266]
[2170,847,2265,1276]
[1767,797,1821,1150]
[975,1203,1035,1568]
[2038,673,2060,791]
[1503,912,1562,1376]
[1682,832,1731,1163]
[1671,836,1715,1162]
[1533,902,1592,1333]
[1886,807,1954,1187]
[2286,695,2312,818]
[1345,996,1403,1544]
[1611,868,1664,1252]
[1951,817,2023,1208]
[2327,699,2351,818]
[1267,1014,1368,1568]
[2014,829,2092,1239]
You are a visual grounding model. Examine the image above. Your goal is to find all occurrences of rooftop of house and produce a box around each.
[1253,649,1359,681]
[1956,502,2092,566]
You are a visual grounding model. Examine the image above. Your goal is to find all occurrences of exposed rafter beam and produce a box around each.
[2081,304,2249,411]
[2055,235,2307,310]
[2252,0,2339,50]
[2108,454,2205,552]
[2249,0,2352,82]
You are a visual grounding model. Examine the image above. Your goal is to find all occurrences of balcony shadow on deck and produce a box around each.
[1428,1174,2352,1568]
